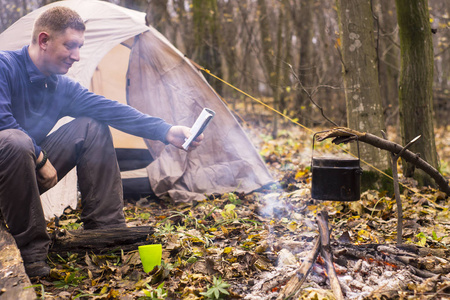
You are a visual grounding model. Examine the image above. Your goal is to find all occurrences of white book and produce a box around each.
[182,108,215,150]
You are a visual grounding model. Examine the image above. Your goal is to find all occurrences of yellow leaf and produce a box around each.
[287,222,297,231]
[295,170,306,179]
[223,247,233,254]
[307,205,317,211]
[100,284,109,295]
[221,226,228,235]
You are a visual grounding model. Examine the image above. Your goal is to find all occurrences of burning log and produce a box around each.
[315,127,450,196]
[275,238,320,299]
[50,226,155,254]
[275,210,450,299]
[317,211,345,300]
[276,210,344,300]
[334,243,450,280]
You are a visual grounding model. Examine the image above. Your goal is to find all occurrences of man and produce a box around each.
[0,6,202,278]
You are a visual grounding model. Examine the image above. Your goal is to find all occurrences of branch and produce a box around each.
[316,127,450,196]
[288,64,339,127]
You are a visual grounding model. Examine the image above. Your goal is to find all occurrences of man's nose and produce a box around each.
[70,48,80,61]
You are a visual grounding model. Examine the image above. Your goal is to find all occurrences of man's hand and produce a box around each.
[36,151,58,191]
[166,125,204,150]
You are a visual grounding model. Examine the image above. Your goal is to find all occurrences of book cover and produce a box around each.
[182,108,215,150]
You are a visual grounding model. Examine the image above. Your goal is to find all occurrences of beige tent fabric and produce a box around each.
[127,32,274,202]
[0,0,273,211]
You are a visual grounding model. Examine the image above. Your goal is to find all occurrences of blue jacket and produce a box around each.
[0,46,172,158]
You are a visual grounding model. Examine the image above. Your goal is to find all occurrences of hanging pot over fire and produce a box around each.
[311,130,362,201]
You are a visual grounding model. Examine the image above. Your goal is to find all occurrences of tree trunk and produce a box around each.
[192,0,223,95]
[279,0,293,122]
[294,0,316,128]
[257,0,282,138]
[395,0,438,186]
[146,0,169,35]
[0,220,36,299]
[373,0,400,127]
[172,0,192,55]
[336,0,389,171]
[216,1,240,106]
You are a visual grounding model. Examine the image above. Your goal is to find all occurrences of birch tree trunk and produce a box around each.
[336,0,389,171]
[395,0,438,186]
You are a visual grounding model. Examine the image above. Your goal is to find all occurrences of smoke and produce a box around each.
[258,190,286,219]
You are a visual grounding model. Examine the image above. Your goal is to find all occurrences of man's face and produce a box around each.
[41,28,84,76]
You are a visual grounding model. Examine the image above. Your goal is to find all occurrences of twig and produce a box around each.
[288,64,339,127]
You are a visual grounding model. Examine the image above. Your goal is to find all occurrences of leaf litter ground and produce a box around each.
[33,124,450,299]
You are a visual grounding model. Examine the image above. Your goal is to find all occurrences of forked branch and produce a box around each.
[315,127,450,196]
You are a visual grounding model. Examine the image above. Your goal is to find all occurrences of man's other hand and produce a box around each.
[166,125,204,150]
[36,152,58,191]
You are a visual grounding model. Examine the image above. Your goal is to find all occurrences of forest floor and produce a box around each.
[31,120,450,300]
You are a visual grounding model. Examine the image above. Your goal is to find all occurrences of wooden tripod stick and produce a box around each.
[381,131,421,244]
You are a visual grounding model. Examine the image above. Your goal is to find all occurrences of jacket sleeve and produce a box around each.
[62,78,172,143]
[0,58,41,158]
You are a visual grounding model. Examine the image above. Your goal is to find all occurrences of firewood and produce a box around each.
[50,226,155,254]
[317,211,345,300]
[276,237,321,299]
[0,219,37,299]
[334,243,450,280]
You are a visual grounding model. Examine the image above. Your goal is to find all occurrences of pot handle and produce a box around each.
[311,129,361,163]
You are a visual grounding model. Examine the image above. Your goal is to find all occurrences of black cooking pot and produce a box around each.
[311,130,362,201]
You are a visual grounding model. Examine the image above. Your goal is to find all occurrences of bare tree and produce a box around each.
[292,0,317,127]
[395,0,439,186]
[146,0,170,35]
[192,0,223,94]
[336,0,389,171]
[373,0,400,127]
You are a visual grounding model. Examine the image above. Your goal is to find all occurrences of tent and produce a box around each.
[0,0,273,219]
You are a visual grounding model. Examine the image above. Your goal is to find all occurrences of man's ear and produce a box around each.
[38,32,50,50]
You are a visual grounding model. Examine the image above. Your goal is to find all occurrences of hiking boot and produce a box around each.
[24,261,50,278]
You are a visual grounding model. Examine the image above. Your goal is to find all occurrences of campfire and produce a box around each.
[238,202,450,299]
[239,129,450,299]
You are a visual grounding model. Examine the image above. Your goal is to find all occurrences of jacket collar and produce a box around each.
[22,45,58,90]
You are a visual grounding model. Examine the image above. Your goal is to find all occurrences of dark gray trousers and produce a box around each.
[0,117,125,263]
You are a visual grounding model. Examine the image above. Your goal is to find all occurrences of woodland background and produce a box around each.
[2,1,450,299]
[1,0,449,129]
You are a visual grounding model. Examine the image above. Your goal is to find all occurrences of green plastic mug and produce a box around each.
[138,244,162,273]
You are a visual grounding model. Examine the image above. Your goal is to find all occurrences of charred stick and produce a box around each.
[276,237,321,300]
[317,211,345,300]
[407,265,446,279]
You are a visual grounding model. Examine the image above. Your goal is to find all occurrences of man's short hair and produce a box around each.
[32,6,85,44]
